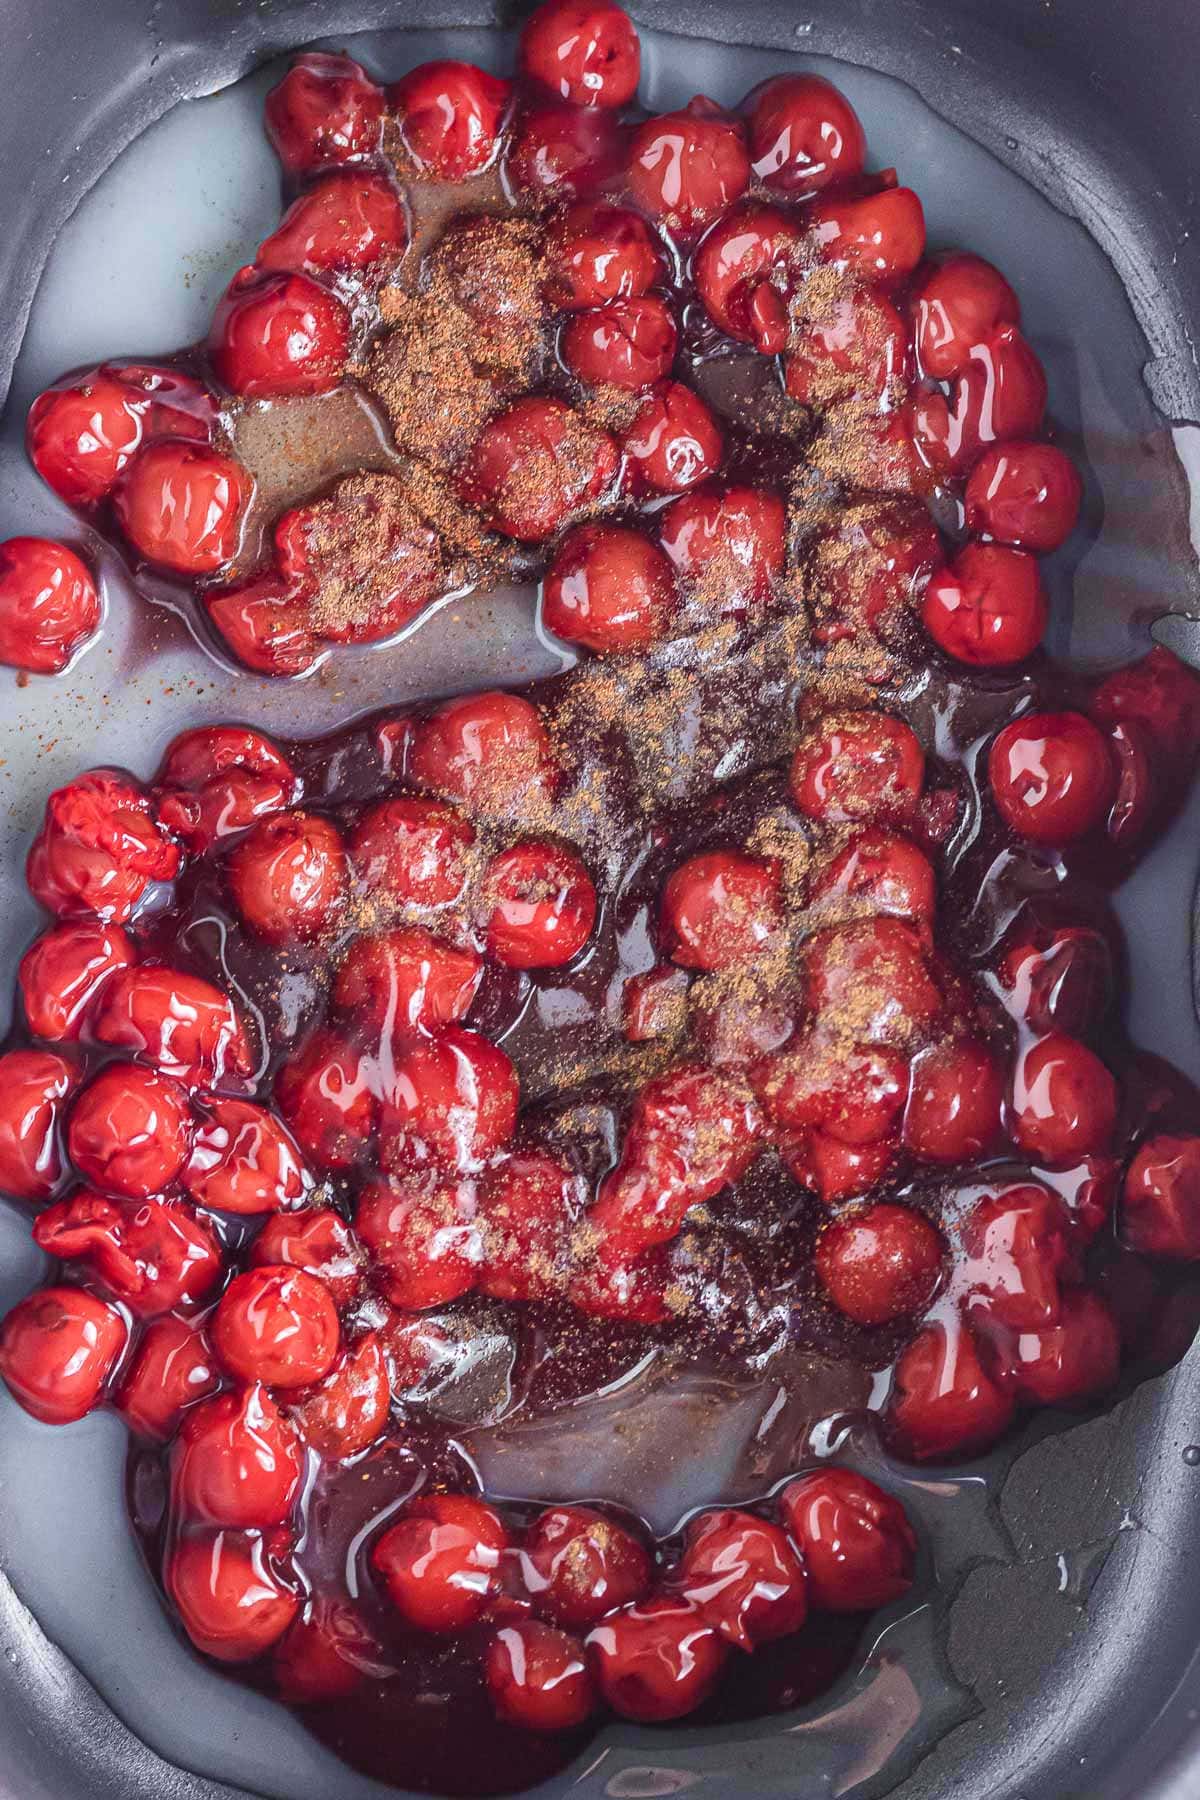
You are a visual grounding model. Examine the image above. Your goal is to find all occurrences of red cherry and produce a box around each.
[988,710,1116,844]
[184,1098,309,1217]
[587,1595,727,1720]
[355,1175,481,1309]
[779,1469,916,1612]
[505,102,623,199]
[903,1038,1003,1163]
[747,72,866,196]
[1121,1134,1200,1259]
[90,965,252,1090]
[273,474,446,646]
[784,286,908,408]
[678,1508,808,1649]
[661,851,782,971]
[1090,646,1200,766]
[0,1285,126,1424]
[167,1530,299,1663]
[992,1287,1121,1406]
[206,572,321,679]
[996,921,1112,1037]
[171,1385,303,1528]
[808,186,925,283]
[460,396,617,542]
[273,1601,380,1702]
[691,205,804,350]
[251,1206,363,1306]
[16,917,129,1037]
[568,1240,671,1323]
[484,1619,595,1731]
[790,709,924,824]
[334,928,482,1035]
[26,363,214,509]
[805,501,940,650]
[1105,716,1156,851]
[379,1026,519,1174]
[258,170,408,276]
[888,1317,1015,1460]
[544,202,662,310]
[961,1183,1075,1329]
[756,1035,909,1146]
[911,326,1047,476]
[482,841,597,968]
[621,380,723,493]
[0,536,100,675]
[289,1331,390,1458]
[561,294,677,391]
[410,691,554,815]
[521,1504,651,1627]
[811,827,935,927]
[622,963,689,1042]
[922,544,1047,667]
[0,1048,77,1200]
[390,60,511,179]
[478,1151,580,1301]
[520,0,640,108]
[628,102,750,235]
[912,253,1020,381]
[33,1192,221,1317]
[163,721,280,798]
[349,797,474,910]
[115,1313,219,1440]
[802,918,942,1045]
[113,441,249,575]
[543,522,676,654]
[816,1202,943,1326]
[27,770,179,924]
[156,726,296,852]
[1010,1033,1117,1164]
[372,1494,508,1632]
[660,485,785,606]
[213,1265,339,1388]
[227,810,347,944]
[68,1063,190,1198]
[274,1031,376,1171]
[208,267,350,399]
[787,1130,898,1205]
[264,52,385,177]
[965,441,1082,552]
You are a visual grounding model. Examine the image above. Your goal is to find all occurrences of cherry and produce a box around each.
[779,1469,916,1612]
[356,1175,481,1308]
[805,500,940,649]
[264,52,385,177]
[991,1287,1121,1407]
[390,60,511,179]
[0,1285,126,1424]
[520,0,640,108]
[1090,645,1200,766]
[26,770,179,924]
[788,1129,896,1207]
[1121,1134,1200,1259]
[156,726,297,852]
[965,440,1082,552]
[505,101,623,199]
[912,253,1020,380]
[561,293,677,390]
[790,709,924,823]
[251,1206,363,1306]
[544,203,662,311]
[274,1031,376,1171]
[273,1601,381,1702]
[0,536,100,675]
[660,485,785,606]
[568,1239,672,1323]
[115,1313,219,1440]
[902,1037,1004,1163]
[911,326,1047,476]
[184,1098,309,1217]
[622,963,689,1042]
[691,205,804,350]
[206,573,321,679]
[372,1494,508,1632]
[1010,1033,1117,1163]
[587,1595,727,1720]
[996,920,1112,1037]
[808,186,925,283]
[460,396,617,541]
[208,267,350,399]
[802,918,942,1044]
[334,927,482,1035]
[678,1508,808,1648]
[629,102,750,235]
[543,522,677,654]
[171,1384,303,1528]
[33,1192,221,1317]
[482,840,597,968]
[258,170,408,278]
[90,965,252,1090]
[379,1026,519,1174]
[484,1619,595,1731]
[26,363,214,509]
[922,544,1047,667]
[816,1202,943,1326]
[961,1183,1076,1329]
[756,1036,909,1146]
[521,1504,651,1628]
[289,1331,390,1458]
[479,1151,579,1301]
[410,690,554,815]
[661,851,782,971]
[213,1265,339,1388]
[784,286,908,409]
[1105,716,1156,850]
[988,710,1116,844]
[746,72,866,195]
[349,797,474,910]
[0,1048,77,1201]
[621,381,724,493]
[68,1063,190,1198]
[811,827,936,927]
[227,810,347,944]
[888,1317,1015,1460]
[113,441,248,575]
[167,1530,299,1663]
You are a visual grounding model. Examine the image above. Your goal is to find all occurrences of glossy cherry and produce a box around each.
[790,709,924,824]
[167,1530,299,1663]
[33,1192,222,1317]
[171,1384,303,1528]
[519,0,640,108]
[691,204,803,350]
[902,1037,1004,1163]
[888,1318,1015,1461]
[67,1062,191,1198]
[227,810,347,944]
[273,1601,381,1702]
[409,690,554,815]
[264,52,385,177]
[991,1287,1121,1407]
[747,71,866,195]
[115,1313,220,1440]
[184,1098,309,1217]
[543,522,677,654]
[258,170,409,277]
[0,1285,126,1424]
[213,1265,340,1388]
[621,381,724,494]
[811,827,936,927]
[482,840,598,968]
[965,440,1083,552]
[586,1595,727,1720]
[922,544,1047,667]
[1010,1032,1117,1163]
[0,535,100,675]
[961,1183,1076,1330]
[816,1203,944,1327]
[1090,645,1200,765]
[0,1047,77,1201]
[349,796,473,910]
[988,710,1116,844]
[912,253,1020,380]
[355,1175,481,1309]
[1121,1133,1200,1259]
[661,851,782,971]
[26,362,214,509]
[678,1508,808,1649]
[372,1493,507,1632]
[90,965,252,1090]
[26,770,179,924]
[520,1504,651,1628]
[628,102,750,235]
[561,293,678,390]
[250,1206,363,1305]
[206,572,321,679]
[484,1619,596,1731]
[996,919,1113,1037]
[460,396,617,542]
[808,186,925,283]
[660,485,786,605]
[114,442,249,574]
[274,1031,376,1171]
[780,1468,917,1612]
[334,927,482,1034]
[544,203,662,310]
[802,917,942,1045]
[208,267,350,399]
[390,59,511,179]
[379,1026,519,1173]
[505,101,623,199]
[289,1331,390,1459]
